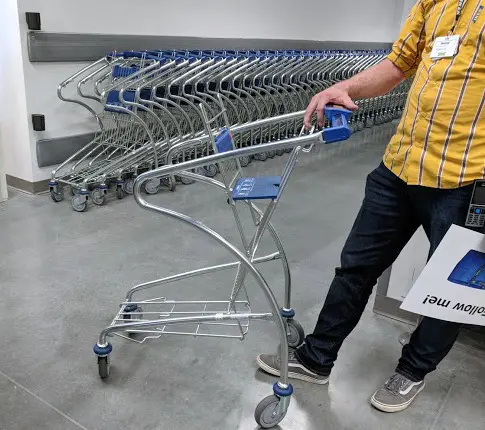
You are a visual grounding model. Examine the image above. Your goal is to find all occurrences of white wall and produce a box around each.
[22,0,403,41]
[6,0,410,183]
[0,0,35,182]
[400,0,418,27]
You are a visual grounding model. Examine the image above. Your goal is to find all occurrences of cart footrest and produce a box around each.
[232,176,281,200]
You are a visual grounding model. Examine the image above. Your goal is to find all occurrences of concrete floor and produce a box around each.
[1,124,485,430]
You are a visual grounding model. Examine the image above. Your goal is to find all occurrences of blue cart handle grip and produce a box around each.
[322,106,353,143]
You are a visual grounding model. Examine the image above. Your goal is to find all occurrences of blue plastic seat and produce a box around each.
[214,129,282,201]
[232,176,281,201]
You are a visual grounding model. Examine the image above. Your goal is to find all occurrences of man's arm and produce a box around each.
[304,0,427,128]
[304,59,405,128]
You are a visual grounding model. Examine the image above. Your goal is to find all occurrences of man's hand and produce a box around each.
[304,85,358,129]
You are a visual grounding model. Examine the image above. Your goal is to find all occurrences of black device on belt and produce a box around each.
[466,180,485,227]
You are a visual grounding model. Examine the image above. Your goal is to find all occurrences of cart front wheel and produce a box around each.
[254,395,288,429]
[287,319,305,348]
[98,356,110,379]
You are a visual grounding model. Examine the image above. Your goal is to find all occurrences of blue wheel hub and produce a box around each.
[280,308,295,319]
[273,382,293,397]
[93,343,113,357]
[123,304,138,313]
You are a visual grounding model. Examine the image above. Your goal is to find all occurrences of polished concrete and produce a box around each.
[1,124,484,430]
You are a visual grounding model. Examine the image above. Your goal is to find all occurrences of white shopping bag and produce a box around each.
[401,224,485,325]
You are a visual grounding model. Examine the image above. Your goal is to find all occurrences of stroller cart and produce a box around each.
[93,101,352,429]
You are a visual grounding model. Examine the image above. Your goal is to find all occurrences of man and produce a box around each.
[257,0,485,413]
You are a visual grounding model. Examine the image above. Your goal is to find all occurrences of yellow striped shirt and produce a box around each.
[384,0,485,188]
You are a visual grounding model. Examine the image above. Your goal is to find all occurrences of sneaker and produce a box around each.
[371,373,425,413]
[256,350,329,385]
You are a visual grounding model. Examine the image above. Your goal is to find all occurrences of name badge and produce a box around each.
[430,35,460,60]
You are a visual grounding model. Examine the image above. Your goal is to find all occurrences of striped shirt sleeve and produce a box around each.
[388,0,427,78]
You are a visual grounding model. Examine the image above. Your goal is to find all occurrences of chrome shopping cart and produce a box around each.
[93,101,352,429]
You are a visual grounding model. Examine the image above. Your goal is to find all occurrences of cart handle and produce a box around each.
[133,106,351,196]
[323,106,352,143]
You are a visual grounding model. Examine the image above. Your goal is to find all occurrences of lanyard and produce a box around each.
[450,0,468,33]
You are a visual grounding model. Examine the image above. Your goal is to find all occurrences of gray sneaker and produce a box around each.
[371,373,425,413]
[256,350,329,385]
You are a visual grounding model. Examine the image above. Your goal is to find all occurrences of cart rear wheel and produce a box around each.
[275,149,285,156]
[267,150,276,159]
[287,319,305,348]
[254,395,287,429]
[98,356,110,379]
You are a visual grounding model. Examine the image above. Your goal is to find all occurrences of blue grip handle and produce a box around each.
[322,106,352,144]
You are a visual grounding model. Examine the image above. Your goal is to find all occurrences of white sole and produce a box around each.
[256,355,329,385]
[370,382,425,413]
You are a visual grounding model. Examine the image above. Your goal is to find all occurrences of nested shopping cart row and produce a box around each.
[48,49,410,212]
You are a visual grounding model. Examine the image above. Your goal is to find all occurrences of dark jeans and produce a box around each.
[295,162,477,382]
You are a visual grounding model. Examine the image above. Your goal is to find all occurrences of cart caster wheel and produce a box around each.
[285,147,292,153]
[275,149,285,156]
[50,188,64,203]
[122,179,134,195]
[166,177,176,192]
[70,186,80,196]
[116,186,124,199]
[267,150,276,159]
[93,343,112,379]
[287,319,305,348]
[123,304,143,320]
[98,356,110,379]
[160,177,171,189]
[91,189,106,206]
[256,152,268,161]
[181,176,195,185]
[365,118,374,128]
[255,395,288,429]
[239,156,251,167]
[357,121,364,131]
[71,195,87,212]
[204,164,218,178]
[145,179,160,195]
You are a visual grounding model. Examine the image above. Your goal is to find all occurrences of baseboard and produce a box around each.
[373,294,418,325]
[6,175,49,194]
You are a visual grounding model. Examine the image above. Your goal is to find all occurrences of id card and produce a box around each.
[430,35,460,60]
